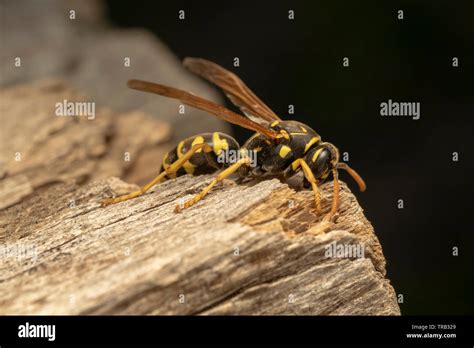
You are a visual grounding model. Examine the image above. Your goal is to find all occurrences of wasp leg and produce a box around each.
[175,157,251,212]
[291,159,322,214]
[101,143,213,206]
[323,167,340,222]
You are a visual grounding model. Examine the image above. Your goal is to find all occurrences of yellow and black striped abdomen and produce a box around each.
[159,132,240,180]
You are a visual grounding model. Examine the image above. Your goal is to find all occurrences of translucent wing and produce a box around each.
[127,79,279,139]
[183,57,281,125]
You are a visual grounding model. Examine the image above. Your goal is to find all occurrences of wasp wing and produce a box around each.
[127,79,278,139]
[183,57,281,125]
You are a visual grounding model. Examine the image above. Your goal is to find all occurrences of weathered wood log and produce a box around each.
[0,80,400,315]
[0,175,400,315]
[0,79,172,209]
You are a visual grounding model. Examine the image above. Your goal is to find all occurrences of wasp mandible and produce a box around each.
[101,58,366,221]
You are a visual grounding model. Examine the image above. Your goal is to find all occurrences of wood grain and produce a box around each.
[0,80,171,210]
[0,174,400,315]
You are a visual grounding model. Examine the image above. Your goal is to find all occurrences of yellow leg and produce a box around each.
[101,143,213,206]
[323,167,340,222]
[292,159,322,213]
[175,157,251,212]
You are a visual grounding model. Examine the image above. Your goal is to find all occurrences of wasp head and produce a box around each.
[304,143,339,182]
[305,142,366,191]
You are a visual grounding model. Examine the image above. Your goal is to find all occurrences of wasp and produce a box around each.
[101,58,366,221]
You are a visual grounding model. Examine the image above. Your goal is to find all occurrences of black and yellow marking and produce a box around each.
[311,148,324,163]
[304,136,321,153]
[101,132,240,206]
[291,158,322,213]
[101,142,214,206]
[212,132,229,155]
[159,132,240,181]
[102,120,366,223]
[279,145,292,158]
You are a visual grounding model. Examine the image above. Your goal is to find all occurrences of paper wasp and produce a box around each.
[101,58,366,221]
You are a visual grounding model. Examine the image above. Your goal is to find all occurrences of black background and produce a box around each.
[106,0,474,314]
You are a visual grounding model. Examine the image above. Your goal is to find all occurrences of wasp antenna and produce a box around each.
[336,162,366,192]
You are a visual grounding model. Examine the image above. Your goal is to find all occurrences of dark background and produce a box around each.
[106,0,473,314]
